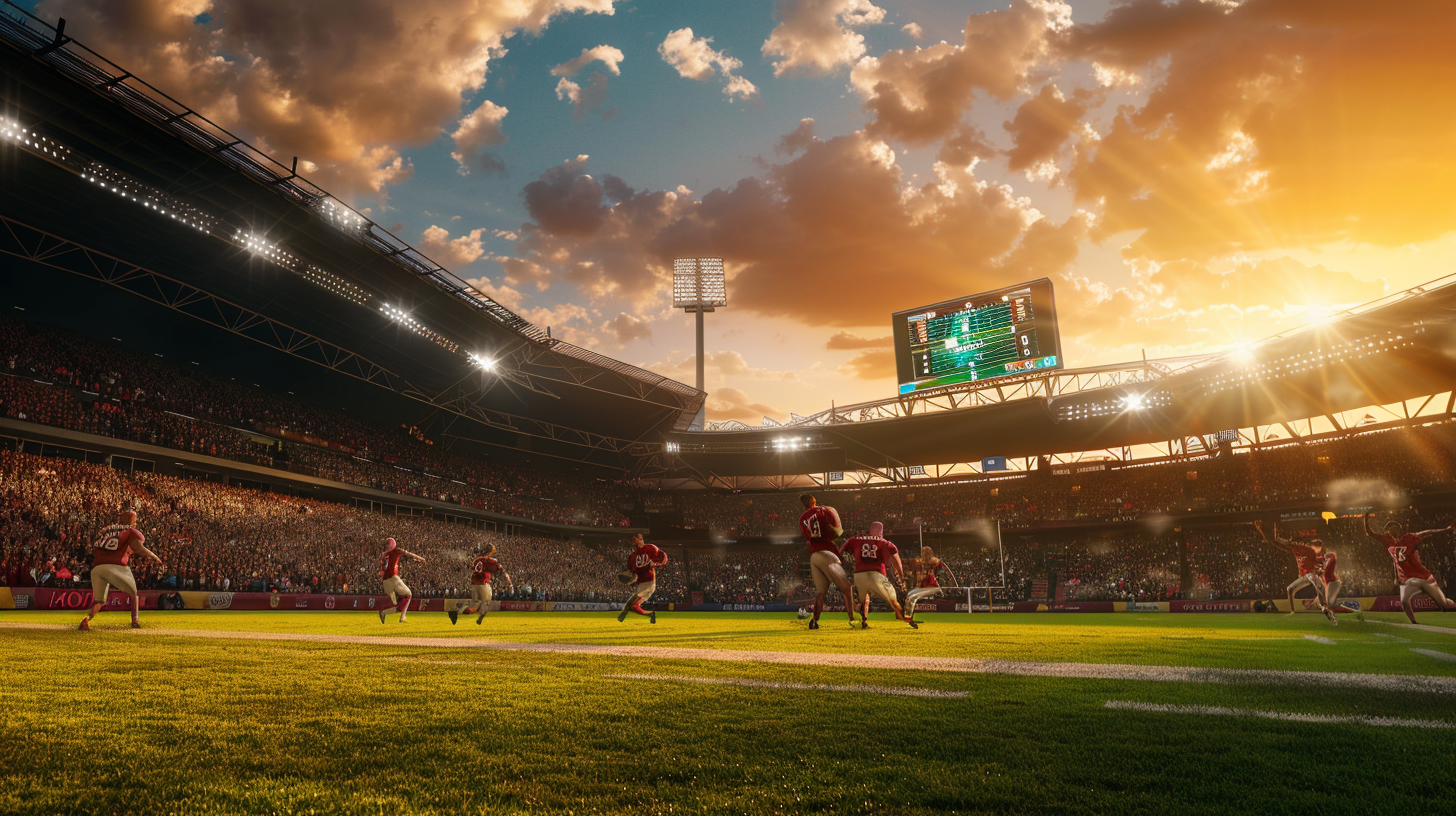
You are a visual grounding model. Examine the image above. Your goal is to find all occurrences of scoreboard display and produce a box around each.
[892,278,1063,395]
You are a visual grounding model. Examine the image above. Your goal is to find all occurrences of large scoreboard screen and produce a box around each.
[892,278,1063,395]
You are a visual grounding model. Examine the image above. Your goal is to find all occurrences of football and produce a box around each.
[616,570,635,585]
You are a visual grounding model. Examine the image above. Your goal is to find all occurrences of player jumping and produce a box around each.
[1254,520,1336,624]
[842,521,917,630]
[618,532,665,624]
[799,493,857,630]
[78,510,163,631]
[377,537,426,624]
[1364,512,1456,624]
[450,544,513,625]
[904,544,957,622]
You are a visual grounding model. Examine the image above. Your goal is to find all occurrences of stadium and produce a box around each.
[3,2,1456,814]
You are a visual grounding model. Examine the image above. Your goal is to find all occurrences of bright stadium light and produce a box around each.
[1123,393,1145,411]
[1231,342,1257,366]
[468,352,496,371]
[674,257,726,429]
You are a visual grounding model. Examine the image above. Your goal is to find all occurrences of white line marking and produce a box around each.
[1303,635,1336,645]
[1373,633,1412,643]
[5,621,1456,694]
[606,673,970,698]
[1105,700,1455,730]
[1367,620,1456,636]
[1411,649,1456,663]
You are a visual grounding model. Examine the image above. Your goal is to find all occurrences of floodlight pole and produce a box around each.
[672,258,727,430]
[696,307,705,392]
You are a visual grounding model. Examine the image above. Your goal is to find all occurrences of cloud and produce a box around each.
[901,22,923,40]
[706,387,782,423]
[420,225,488,268]
[825,331,890,350]
[34,0,618,198]
[604,312,652,347]
[502,132,1074,326]
[840,349,895,380]
[1061,0,1456,259]
[450,99,508,174]
[551,44,625,77]
[850,0,1071,145]
[555,73,613,118]
[776,118,817,155]
[658,27,759,101]
[1003,84,1092,178]
[761,0,887,77]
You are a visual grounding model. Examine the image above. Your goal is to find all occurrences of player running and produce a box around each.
[1254,520,1336,624]
[842,521,917,630]
[617,532,665,624]
[78,510,163,631]
[799,493,857,630]
[377,537,426,624]
[1314,546,1351,619]
[904,544,957,622]
[450,544,513,625]
[1364,512,1456,624]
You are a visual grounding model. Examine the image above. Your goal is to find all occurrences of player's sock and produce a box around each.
[630,601,649,616]
[476,613,485,625]
[649,611,657,624]
[448,610,458,625]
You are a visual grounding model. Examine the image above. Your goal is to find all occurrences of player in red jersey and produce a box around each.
[377,537,426,624]
[450,544,513,625]
[1364,513,1456,624]
[1254,520,1336,624]
[841,522,917,629]
[78,510,163,631]
[799,493,856,630]
[617,532,666,624]
[1314,548,1353,619]
[904,545,957,622]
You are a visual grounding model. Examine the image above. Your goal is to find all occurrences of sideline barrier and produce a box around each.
[3,588,468,612]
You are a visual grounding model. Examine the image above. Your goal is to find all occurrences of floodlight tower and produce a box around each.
[673,257,726,429]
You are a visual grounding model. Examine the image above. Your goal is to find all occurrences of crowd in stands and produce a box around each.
[0,317,633,526]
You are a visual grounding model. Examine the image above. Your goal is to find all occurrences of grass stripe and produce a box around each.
[8,621,1456,694]
[1411,649,1456,663]
[1104,700,1456,730]
[605,673,971,698]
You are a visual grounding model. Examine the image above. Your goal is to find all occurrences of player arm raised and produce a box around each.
[1363,512,1383,541]
[826,507,844,541]
[1414,523,1454,539]
[1253,520,1291,549]
[387,546,426,563]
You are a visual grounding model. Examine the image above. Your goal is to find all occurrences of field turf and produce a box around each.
[3,610,1456,815]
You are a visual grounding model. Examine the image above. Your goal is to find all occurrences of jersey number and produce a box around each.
[859,542,879,560]
[635,554,652,569]
[806,516,822,538]
[97,532,121,551]
[1394,547,1407,562]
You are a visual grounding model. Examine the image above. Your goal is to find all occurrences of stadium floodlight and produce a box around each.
[674,257,726,428]
[468,352,496,371]
[1123,393,1145,411]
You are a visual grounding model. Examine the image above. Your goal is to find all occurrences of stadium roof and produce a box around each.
[0,4,703,472]
[662,276,1456,478]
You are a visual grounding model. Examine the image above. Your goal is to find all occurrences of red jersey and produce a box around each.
[380,549,403,579]
[1317,551,1338,583]
[471,556,502,585]
[919,560,949,588]
[92,524,143,567]
[1281,542,1320,576]
[799,506,842,554]
[843,535,898,575]
[629,543,666,583]
[1375,533,1434,582]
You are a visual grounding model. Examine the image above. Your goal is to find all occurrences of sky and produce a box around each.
[22,0,1456,424]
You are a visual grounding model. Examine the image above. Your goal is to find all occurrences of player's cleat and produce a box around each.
[650,611,657,624]
[907,619,919,629]
[617,607,628,622]
[131,621,141,629]
[861,620,870,629]
[78,618,90,631]
[476,614,485,625]
[379,610,387,624]
[1323,607,1337,625]
[448,610,458,625]
[808,619,819,630]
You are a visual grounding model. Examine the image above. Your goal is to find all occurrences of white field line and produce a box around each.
[1367,620,1456,636]
[606,673,970,698]
[1373,633,1412,643]
[6,621,1456,694]
[1104,700,1456,730]
[1303,635,1337,645]
[1411,649,1456,663]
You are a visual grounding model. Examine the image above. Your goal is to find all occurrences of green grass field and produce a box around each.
[4,610,1456,815]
